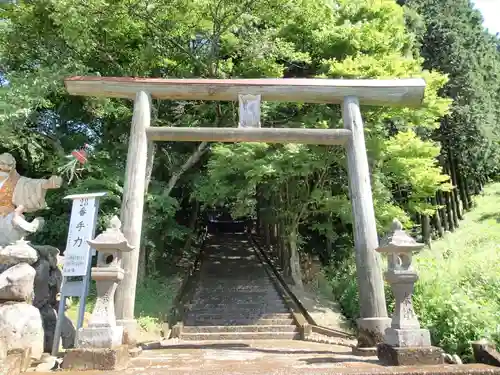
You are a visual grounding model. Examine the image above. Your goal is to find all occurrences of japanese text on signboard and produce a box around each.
[62,197,96,276]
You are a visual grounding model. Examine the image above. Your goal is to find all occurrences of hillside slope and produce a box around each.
[413,183,500,360]
[328,182,500,362]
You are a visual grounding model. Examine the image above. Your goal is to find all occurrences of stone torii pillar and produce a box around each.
[343,97,391,353]
[114,90,151,345]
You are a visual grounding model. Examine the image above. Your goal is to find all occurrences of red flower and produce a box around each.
[71,149,88,164]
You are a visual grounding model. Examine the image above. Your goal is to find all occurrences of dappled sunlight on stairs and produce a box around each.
[180,233,300,340]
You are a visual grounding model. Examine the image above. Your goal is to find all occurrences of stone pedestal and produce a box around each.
[78,326,124,349]
[377,344,444,366]
[384,328,432,347]
[376,219,444,366]
[77,268,125,349]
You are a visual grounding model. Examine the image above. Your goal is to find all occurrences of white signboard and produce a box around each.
[238,94,261,128]
[62,192,105,277]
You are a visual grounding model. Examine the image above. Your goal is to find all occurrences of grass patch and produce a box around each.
[67,273,182,342]
[413,184,500,359]
[134,274,182,334]
[326,182,500,361]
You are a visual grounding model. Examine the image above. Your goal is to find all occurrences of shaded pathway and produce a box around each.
[180,233,298,340]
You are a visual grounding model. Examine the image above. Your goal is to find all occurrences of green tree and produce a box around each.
[402,0,500,234]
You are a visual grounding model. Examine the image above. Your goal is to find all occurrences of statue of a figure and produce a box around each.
[0,153,62,246]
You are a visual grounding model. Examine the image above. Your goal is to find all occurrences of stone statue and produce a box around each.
[0,152,62,246]
[0,152,67,364]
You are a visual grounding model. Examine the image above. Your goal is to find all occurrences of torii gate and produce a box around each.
[64,76,426,348]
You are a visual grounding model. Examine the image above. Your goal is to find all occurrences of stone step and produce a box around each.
[185,312,292,321]
[187,305,289,314]
[191,292,284,300]
[180,331,301,341]
[200,269,268,285]
[182,324,298,334]
[184,317,295,326]
[193,289,280,296]
[203,253,259,257]
[198,274,270,280]
[195,280,275,286]
[180,234,300,342]
[188,306,288,315]
[190,300,287,308]
[193,296,285,305]
[194,287,278,293]
[192,296,282,303]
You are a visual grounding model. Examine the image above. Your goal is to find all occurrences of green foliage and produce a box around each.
[327,183,500,361]
[403,0,500,181]
[382,131,452,215]
[193,0,451,245]
[1,0,498,354]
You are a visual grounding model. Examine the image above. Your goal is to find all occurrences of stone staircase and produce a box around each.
[180,233,300,340]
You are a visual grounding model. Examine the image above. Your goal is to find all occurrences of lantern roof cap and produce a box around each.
[376,219,424,254]
[87,216,134,252]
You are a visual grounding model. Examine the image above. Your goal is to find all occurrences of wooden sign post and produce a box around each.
[51,192,106,355]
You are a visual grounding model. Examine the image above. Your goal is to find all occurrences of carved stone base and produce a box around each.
[384,328,431,347]
[77,326,123,348]
[377,343,444,366]
[61,346,129,371]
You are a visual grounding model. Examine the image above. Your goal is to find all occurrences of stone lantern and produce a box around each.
[76,216,134,349]
[376,219,443,366]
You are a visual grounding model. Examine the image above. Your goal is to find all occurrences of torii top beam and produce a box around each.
[64,77,426,107]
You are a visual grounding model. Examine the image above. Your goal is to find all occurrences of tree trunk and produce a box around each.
[448,154,463,220]
[256,185,262,236]
[164,141,209,196]
[431,196,444,238]
[278,222,287,273]
[457,169,470,211]
[264,222,271,248]
[326,234,333,255]
[288,228,304,289]
[182,200,200,254]
[473,179,481,195]
[444,164,460,228]
[445,191,455,232]
[465,176,474,208]
[478,177,485,192]
[138,141,208,283]
[437,191,449,232]
[451,189,460,227]
[421,214,431,248]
